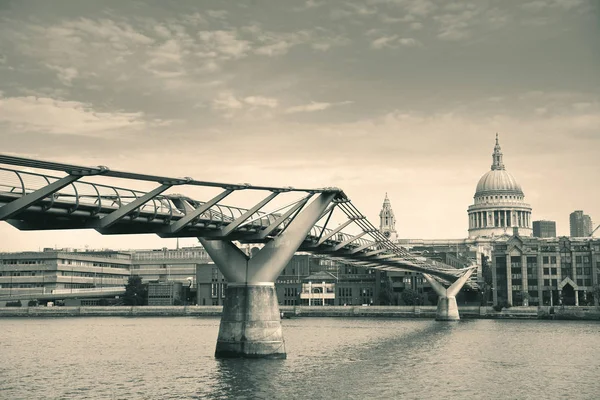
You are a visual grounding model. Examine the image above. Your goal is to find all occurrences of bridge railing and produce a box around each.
[0,166,286,230]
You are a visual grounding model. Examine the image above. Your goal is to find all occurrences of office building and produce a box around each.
[491,231,600,306]
[570,211,593,237]
[533,220,557,238]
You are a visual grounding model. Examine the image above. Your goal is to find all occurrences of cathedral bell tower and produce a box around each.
[379,193,398,242]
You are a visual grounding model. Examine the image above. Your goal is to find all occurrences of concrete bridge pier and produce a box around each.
[199,192,336,359]
[423,268,475,321]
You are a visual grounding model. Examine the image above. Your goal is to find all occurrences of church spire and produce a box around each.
[379,193,397,241]
[491,133,505,171]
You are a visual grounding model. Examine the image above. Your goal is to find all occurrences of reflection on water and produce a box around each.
[1,317,599,399]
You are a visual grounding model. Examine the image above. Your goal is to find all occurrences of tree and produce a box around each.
[480,255,493,306]
[521,291,531,307]
[123,276,148,306]
[378,276,395,305]
[592,285,600,306]
[401,288,421,306]
[427,290,439,305]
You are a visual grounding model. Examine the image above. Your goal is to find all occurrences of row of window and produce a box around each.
[133,250,209,260]
[210,283,227,298]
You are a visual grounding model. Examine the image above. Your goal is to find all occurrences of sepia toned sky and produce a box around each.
[0,0,599,251]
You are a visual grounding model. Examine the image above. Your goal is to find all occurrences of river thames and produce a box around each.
[1,317,599,399]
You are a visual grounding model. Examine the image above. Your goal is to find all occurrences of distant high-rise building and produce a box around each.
[532,220,556,238]
[570,210,593,237]
[582,215,593,236]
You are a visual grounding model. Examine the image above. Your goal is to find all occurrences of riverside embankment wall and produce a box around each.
[0,305,599,320]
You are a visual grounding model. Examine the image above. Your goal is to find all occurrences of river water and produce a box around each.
[1,317,599,399]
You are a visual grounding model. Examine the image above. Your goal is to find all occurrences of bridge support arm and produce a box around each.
[199,192,337,359]
[0,175,81,220]
[423,268,475,321]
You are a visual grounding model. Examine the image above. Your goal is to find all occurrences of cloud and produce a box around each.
[0,95,154,136]
[207,10,228,19]
[371,35,399,49]
[243,96,279,108]
[198,30,250,58]
[371,35,421,49]
[285,101,351,114]
[61,18,154,46]
[212,92,244,111]
[294,0,324,11]
[376,0,437,17]
[521,0,584,11]
[212,93,279,115]
[45,64,79,86]
[398,37,421,46]
[434,9,479,41]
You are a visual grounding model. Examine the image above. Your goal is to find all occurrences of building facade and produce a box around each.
[130,246,210,291]
[148,281,183,306]
[194,254,382,307]
[570,210,593,237]
[0,249,131,300]
[533,220,557,238]
[468,135,533,238]
[491,233,600,306]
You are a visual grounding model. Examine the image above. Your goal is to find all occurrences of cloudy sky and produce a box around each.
[0,0,598,251]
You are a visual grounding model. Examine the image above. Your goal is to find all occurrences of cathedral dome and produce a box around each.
[475,169,523,196]
[467,134,533,239]
[474,134,524,198]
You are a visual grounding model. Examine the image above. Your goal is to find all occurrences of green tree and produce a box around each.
[401,288,421,306]
[123,276,148,306]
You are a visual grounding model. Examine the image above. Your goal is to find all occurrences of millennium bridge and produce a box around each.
[0,154,475,358]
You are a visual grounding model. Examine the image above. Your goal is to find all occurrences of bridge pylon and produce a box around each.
[423,268,475,321]
[199,192,336,359]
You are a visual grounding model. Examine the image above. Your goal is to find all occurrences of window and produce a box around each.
[550,256,557,264]
[543,268,550,275]
[543,256,549,264]
[211,283,218,298]
[577,279,583,286]
[550,268,557,275]
[583,267,591,275]
[576,267,583,275]
[576,256,582,264]
[544,279,550,286]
